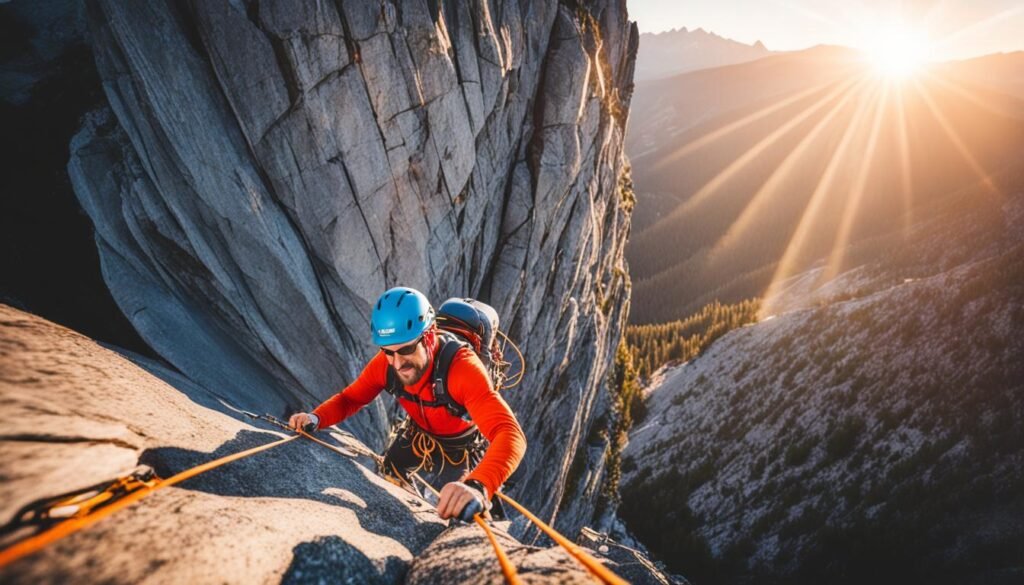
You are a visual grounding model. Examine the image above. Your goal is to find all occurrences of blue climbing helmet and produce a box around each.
[370,287,435,346]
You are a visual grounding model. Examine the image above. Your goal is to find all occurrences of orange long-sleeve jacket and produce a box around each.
[312,334,526,498]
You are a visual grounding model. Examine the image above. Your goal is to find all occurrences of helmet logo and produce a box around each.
[378,327,396,335]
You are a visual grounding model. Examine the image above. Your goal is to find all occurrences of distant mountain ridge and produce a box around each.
[635,26,773,82]
[940,51,1024,100]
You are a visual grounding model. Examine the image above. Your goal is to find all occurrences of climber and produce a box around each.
[288,286,526,522]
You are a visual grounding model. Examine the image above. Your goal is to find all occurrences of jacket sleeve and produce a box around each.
[449,349,527,498]
[312,352,388,429]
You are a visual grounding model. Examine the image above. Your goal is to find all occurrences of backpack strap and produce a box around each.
[432,334,469,419]
[383,368,449,408]
[382,332,470,419]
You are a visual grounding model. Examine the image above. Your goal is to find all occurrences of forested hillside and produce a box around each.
[616,176,1024,585]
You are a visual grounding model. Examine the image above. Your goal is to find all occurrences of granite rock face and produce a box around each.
[69,0,637,537]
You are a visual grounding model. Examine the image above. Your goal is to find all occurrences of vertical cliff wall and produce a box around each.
[69,0,637,534]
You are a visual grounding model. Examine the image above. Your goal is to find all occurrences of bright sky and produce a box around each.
[629,0,1024,62]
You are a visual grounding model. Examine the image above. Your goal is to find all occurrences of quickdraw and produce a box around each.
[1,465,158,534]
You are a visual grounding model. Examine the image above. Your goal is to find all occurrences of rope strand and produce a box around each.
[260,415,627,585]
[494,492,628,585]
[407,473,522,585]
[496,329,525,389]
[267,415,521,585]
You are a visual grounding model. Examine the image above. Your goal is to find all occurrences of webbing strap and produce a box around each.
[494,492,628,585]
[0,434,300,569]
[431,335,468,418]
[383,371,450,408]
[382,332,469,418]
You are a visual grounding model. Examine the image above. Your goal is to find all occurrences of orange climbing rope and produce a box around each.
[0,434,300,569]
[410,426,470,471]
[408,473,522,585]
[495,492,629,585]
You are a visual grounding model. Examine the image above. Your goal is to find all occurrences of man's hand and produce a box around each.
[436,481,486,521]
[288,412,316,432]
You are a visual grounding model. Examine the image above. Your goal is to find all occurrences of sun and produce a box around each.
[861,25,930,78]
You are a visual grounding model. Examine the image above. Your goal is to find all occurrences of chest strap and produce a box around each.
[384,333,469,419]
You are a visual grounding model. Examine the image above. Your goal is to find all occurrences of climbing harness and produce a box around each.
[406,422,474,475]
[0,433,299,569]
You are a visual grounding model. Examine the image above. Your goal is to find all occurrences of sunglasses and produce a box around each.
[380,337,422,357]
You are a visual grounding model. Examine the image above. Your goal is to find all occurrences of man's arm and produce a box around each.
[301,352,389,429]
[448,349,527,499]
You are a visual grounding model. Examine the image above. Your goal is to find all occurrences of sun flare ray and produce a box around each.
[761,82,885,318]
[652,77,855,170]
[894,82,915,237]
[912,79,1002,199]
[667,75,866,220]
[922,70,1024,121]
[929,5,1024,53]
[824,82,891,280]
[711,77,872,256]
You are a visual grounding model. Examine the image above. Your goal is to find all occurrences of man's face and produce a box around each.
[382,336,430,386]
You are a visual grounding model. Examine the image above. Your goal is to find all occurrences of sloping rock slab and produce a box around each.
[0,303,447,583]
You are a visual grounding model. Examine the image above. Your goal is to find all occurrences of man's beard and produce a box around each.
[395,361,427,385]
